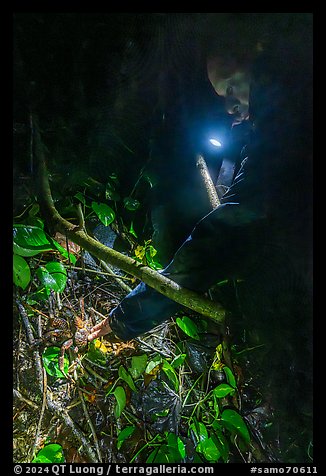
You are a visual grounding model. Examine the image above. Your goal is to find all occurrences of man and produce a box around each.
[88,14,313,460]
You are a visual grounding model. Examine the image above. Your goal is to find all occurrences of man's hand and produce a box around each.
[88,317,112,341]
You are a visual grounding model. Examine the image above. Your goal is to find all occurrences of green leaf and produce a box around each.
[198,437,221,462]
[32,443,65,463]
[51,239,77,265]
[117,426,136,450]
[162,360,179,392]
[167,433,186,459]
[118,366,137,392]
[13,225,53,249]
[13,242,45,257]
[146,445,176,463]
[129,221,138,238]
[113,386,126,418]
[129,354,148,379]
[42,347,69,379]
[36,262,67,293]
[213,383,236,398]
[223,366,237,388]
[211,432,229,463]
[123,197,140,211]
[189,420,208,444]
[74,192,86,205]
[145,354,162,374]
[171,354,186,369]
[221,409,250,444]
[176,316,200,340]
[91,202,115,226]
[13,254,31,290]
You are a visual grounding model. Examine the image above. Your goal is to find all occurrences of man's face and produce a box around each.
[207,55,251,121]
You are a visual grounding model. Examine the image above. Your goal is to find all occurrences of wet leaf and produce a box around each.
[171,353,186,369]
[221,409,250,444]
[51,238,77,265]
[189,420,208,444]
[13,224,52,249]
[117,426,136,450]
[91,202,115,226]
[123,197,140,211]
[42,347,69,379]
[118,366,137,391]
[32,443,65,463]
[212,383,236,398]
[223,366,237,388]
[211,432,229,463]
[113,386,126,418]
[162,360,179,392]
[176,316,200,340]
[145,354,162,375]
[198,437,221,462]
[167,433,186,459]
[129,354,148,379]
[36,261,67,293]
[13,254,31,290]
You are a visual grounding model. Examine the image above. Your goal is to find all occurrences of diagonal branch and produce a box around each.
[34,122,225,326]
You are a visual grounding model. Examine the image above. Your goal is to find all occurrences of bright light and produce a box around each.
[209,138,222,147]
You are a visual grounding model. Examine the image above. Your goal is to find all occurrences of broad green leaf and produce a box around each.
[117,426,136,450]
[13,254,31,290]
[42,347,69,379]
[74,192,86,205]
[118,366,137,391]
[176,316,200,340]
[198,437,221,462]
[113,386,126,418]
[223,366,237,388]
[145,354,162,374]
[32,443,65,463]
[211,432,229,463]
[162,360,179,392]
[189,420,208,444]
[171,353,187,369]
[221,409,250,444]
[13,225,52,249]
[13,242,45,257]
[147,258,163,270]
[91,202,115,226]
[213,383,236,398]
[167,433,186,459]
[129,221,138,238]
[51,239,77,265]
[123,197,140,211]
[129,354,148,379]
[36,262,67,293]
[146,445,176,463]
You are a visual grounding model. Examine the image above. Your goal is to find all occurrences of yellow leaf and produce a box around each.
[134,245,145,260]
[94,339,109,353]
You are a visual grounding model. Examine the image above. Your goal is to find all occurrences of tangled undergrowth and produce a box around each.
[13,227,279,464]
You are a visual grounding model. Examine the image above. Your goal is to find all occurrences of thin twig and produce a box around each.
[99,259,133,293]
[16,296,99,463]
[13,389,39,410]
[73,367,102,463]
[30,367,48,461]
